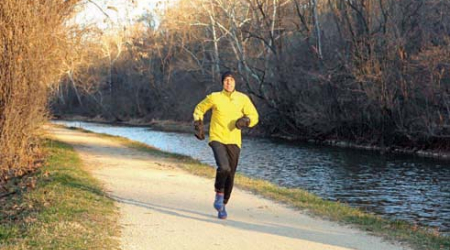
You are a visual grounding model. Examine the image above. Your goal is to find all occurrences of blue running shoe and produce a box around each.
[218,205,227,219]
[213,193,224,212]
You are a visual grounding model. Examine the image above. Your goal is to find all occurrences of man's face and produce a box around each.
[223,76,235,92]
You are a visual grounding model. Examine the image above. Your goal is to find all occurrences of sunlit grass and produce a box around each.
[0,139,119,250]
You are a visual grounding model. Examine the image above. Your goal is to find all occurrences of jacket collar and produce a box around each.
[221,89,236,97]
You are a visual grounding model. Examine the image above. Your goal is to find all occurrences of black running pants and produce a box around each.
[209,141,240,204]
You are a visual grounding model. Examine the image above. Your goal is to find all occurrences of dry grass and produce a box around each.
[0,0,81,185]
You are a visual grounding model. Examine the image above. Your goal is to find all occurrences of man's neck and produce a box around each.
[222,89,235,95]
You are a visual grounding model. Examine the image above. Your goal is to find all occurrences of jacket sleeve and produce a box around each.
[193,94,214,121]
[243,96,259,128]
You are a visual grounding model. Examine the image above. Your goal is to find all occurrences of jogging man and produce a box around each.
[193,71,259,219]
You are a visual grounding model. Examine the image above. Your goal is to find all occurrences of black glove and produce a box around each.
[194,120,205,140]
[235,116,250,129]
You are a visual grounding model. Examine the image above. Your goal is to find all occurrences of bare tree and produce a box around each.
[52,0,450,149]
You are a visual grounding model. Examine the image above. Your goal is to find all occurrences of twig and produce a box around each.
[0,190,17,199]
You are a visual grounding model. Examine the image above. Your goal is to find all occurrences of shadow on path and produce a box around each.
[111,195,364,249]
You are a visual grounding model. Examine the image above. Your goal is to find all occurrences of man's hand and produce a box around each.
[235,116,250,130]
[194,120,205,140]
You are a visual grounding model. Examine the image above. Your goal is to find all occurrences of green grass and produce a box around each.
[60,125,450,250]
[0,139,119,250]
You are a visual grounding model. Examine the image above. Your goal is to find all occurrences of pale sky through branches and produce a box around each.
[75,0,165,29]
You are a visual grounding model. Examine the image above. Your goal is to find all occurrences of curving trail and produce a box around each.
[50,126,411,250]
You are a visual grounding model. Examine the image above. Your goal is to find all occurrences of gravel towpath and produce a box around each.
[50,126,411,250]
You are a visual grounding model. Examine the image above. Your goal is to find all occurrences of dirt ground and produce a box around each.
[50,126,411,250]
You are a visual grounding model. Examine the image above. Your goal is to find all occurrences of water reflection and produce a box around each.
[54,120,450,233]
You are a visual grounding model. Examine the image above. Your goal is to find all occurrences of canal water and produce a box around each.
[54,120,450,233]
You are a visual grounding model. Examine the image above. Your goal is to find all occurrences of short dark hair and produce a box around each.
[221,71,234,83]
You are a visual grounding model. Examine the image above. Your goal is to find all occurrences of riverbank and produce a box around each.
[55,115,450,162]
[0,139,119,249]
[52,123,449,250]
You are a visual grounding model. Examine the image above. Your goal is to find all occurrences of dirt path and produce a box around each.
[49,126,411,250]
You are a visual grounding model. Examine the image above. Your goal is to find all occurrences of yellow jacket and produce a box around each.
[193,90,259,148]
